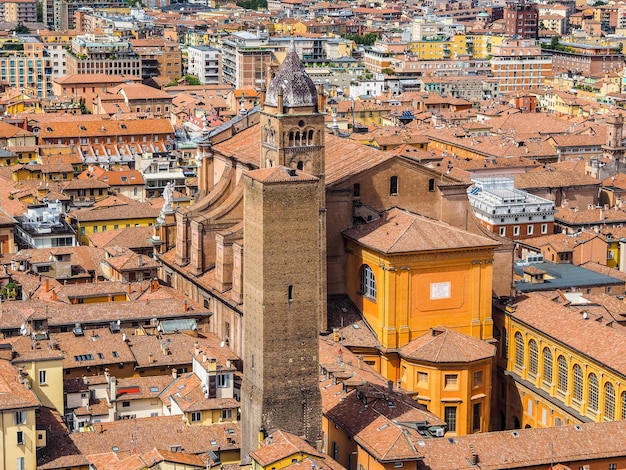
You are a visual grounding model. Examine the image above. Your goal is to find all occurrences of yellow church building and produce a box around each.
[342,207,499,435]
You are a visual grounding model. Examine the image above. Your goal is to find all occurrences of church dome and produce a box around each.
[265,47,318,109]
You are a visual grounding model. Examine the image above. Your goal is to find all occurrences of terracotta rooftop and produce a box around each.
[508,293,626,375]
[343,207,499,254]
[399,328,496,363]
[41,415,239,468]
[555,207,626,225]
[515,169,599,190]
[251,430,326,467]
[38,118,174,139]
[0,358,40,410]
[418,419,626,469]
[320,338,445,462]
[68,203,160,222]
[246,166,319,184]
[54,74,128,85]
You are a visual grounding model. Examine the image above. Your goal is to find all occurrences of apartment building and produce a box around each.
[490,39,552,94]
[0,38,53,98]
[130,38,182,81]
[221,32,281,89]
[549,42,624,77]
[50,0,129,30]
[1,0,37,23]
[187,46,221,85]
[65,35,141,78]
[504,1,539,39]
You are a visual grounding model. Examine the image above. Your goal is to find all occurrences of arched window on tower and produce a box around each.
[360,265,376,299]
[308,129,314,145]
[297,161,304,171]
[353,183,360,197]
[390,176,399,196]
[289,131,295,147]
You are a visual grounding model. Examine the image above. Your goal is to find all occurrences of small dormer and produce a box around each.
[522,266,546,284]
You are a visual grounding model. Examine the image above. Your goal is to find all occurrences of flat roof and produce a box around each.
[514,261,623,292]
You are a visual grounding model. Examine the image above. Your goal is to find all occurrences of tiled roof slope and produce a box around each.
[418,420,626,469]
[508,293,626,375]
[343,207,499,254]
[400,328,496,363]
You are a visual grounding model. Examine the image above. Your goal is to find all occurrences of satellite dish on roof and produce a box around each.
[220,341,225,348]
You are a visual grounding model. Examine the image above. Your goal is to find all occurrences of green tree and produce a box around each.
[13,23,30,34]
[236,0,267,10]
[78,97,91,114]
[550,35,560,49]
[36,1,43,22]
[617,43,624,53]
[342,33,380,46]
[183,74,201,85]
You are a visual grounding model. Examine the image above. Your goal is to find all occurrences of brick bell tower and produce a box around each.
[240,44,326,462]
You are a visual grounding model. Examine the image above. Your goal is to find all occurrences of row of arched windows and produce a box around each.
[288,128,317,147]
[514,332,624,420]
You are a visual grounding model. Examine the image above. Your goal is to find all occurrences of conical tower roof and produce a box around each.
[265,44,318,109]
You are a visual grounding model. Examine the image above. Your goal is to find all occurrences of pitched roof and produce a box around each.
[251,430,326,467]
[508,293,626,374]
[399,328,496,363]
[87,225,155,250]
[418,420,626,469]
[343,207,499,254]
[246,166,318,184]
[69,203,160,222]
[0,359,40,410]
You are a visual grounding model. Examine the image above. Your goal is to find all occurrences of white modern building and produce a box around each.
[468,177,556,240]
[16,201,78,249]
[186,46,221,85]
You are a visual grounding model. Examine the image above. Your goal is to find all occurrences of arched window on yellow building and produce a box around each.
[605,382,615,420]
[573,364,583,402]
[542,348,553,385]
[528,340,538,376]
[621,391,626,420]
[514,332,524,368]
[360,264,376,299]
[588,373,599,412]
[557,355,568,393]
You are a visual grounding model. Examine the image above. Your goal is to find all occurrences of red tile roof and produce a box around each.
[343,207,499,254]
[399,328,496,363]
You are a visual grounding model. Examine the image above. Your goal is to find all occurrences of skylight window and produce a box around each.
[149,386,159,392]
[74,354,94,361]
